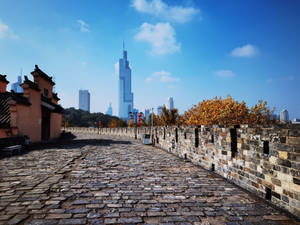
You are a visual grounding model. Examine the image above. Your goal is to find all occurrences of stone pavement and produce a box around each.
[0,134,299,225]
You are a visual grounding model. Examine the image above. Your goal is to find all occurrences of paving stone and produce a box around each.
[7,214,29,224]
[58,218,86,224]
[66,208,90,214]
[24,219,58,225]
[118,217,143,223]
[0,134,299,225]
[46,214,72,219]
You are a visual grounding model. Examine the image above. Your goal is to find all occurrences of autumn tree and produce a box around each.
[182,95,274,126]
[128,119,134,127]
[108,118,127,128]
[160,106,180,126]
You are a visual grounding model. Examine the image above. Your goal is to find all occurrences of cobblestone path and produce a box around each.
[0,134,299,225]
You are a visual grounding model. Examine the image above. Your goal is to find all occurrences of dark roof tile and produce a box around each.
[23,76,41,91]
[0,74,9,84]
[31,65,55,85]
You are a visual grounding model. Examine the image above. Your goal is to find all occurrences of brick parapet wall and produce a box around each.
[64,125,300,217]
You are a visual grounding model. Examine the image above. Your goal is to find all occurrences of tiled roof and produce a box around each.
[0,74,9,84]
[31,65,55,85]
[0,92,11,128]
[23,76,41,91]
[10,91,31,106]
[41,95,63,113]
[52,93,60,101]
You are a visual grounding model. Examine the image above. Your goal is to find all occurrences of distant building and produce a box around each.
[117,45,134,119]
[293,118,300,124]
[280,109,289,122]
[133,108,139,123]
[166,97,174,110]
[106,102,113,116]
[271,113,279,120]
[79,90,90,112]
[0,65,63,142]
[144,109,150,122]
[157,105,163,116]
[11,76,23,93]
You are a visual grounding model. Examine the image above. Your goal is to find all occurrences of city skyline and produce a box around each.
[0,0,299,119]
[79,89,90,112]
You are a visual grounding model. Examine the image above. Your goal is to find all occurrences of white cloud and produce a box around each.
[0,20,8,38]
[77,19,90,32]
[146,70,180,83]
[131,0,199,23]
[145,77,152,83]
[0,19,19,39]
[231,44,258,57]
[135,22,180,55]
[214,70,235,78]
[267,75,295,83]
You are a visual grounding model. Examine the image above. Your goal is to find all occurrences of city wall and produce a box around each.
[65,125,300,217]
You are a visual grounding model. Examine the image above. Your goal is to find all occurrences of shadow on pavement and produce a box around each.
[0,133,132,159]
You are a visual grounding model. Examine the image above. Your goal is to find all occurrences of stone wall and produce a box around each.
[65,125,300,217]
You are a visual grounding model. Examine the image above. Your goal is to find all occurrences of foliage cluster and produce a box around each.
[140,106,181,127]
[182,96,275,126]
[62,107,126,128]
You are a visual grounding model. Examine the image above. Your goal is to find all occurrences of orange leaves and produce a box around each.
[182,96,274,126]
[108,119,127,128]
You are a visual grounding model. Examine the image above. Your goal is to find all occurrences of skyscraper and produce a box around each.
[106,102,113,116]
[166,97,174,110]
[79,90,90,112]
[117,45,134,119]
[280,109,289,122]
[144,109,150,123]
[11,76,23,93]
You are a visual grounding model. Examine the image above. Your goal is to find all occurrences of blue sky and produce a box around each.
[0,0,299,119]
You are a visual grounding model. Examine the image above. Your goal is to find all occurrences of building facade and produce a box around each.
[144,109,150,123]
[280,109,289,122]
[166,97,174,110]
[0,65,63,142]
[117,48,134,119]
[79,90,90,112]
[106,102,113,116]
[11,76,23,93]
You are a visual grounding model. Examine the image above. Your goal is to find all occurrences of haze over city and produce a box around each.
[0,0,299,119]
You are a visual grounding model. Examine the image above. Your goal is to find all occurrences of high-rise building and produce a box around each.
[11,76,23,93]
[79,90,90,112]
[166,97,174,110]
[144,109,150,123]
[106,102,113,116]
[157,105,163,116]
[133,108,139,123]
[280,109,289,122]
[117,45,134,119]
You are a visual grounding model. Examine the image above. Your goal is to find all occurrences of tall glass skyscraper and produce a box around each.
[11,76,23,93]
[106,102,113,116]
[117,47,134,119]
[166,97,174,110]
[79,90,90,112]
